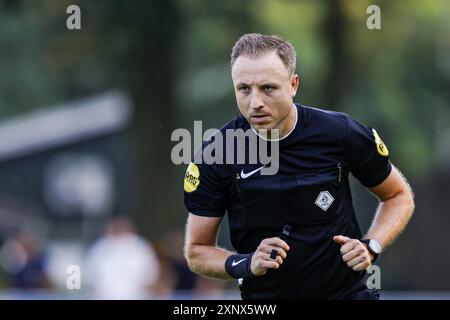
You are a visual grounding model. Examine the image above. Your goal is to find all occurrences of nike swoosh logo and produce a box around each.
[240,165,267,179]
[231,258,247,267]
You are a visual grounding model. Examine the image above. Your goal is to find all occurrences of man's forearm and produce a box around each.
[186,244,234,280]
[364,190,415,250]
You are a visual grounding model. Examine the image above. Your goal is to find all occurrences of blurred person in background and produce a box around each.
[0,230,52,289]
[84,216,160,299]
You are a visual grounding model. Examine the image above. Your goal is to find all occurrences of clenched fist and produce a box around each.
[333,235,374,272]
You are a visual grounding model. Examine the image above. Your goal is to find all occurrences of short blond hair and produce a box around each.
[230,33,297,76]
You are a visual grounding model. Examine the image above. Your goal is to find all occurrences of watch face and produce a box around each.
[369,239,382,254]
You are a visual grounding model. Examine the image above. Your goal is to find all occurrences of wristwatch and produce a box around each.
[361,239,382,263]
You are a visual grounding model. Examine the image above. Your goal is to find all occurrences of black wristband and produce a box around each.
[225,253,255,279]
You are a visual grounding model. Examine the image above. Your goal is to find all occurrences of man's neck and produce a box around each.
[252,104,297,141]
[278,104,297,139]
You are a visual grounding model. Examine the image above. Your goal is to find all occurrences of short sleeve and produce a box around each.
[183,161,226,217]
[344,115,392,187]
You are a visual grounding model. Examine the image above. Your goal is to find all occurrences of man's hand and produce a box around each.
[333,235,373,272]
[250,237,290,276]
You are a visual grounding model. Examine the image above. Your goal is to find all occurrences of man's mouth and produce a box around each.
[250,114,271,124]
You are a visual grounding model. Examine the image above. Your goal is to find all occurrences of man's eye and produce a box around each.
[263,86,273,92]
[239,87,250,93]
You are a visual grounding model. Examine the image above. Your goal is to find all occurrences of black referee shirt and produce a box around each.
[184,103,392,299]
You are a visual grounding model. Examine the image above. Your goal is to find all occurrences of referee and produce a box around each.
[183,33,415,299]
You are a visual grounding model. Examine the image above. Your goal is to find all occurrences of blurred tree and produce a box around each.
[0,0,181,240]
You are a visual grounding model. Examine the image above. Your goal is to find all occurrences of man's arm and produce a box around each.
[184,213,233,280]
[184,212,290,279]
[364,165,415,249]
[334,165,415,271]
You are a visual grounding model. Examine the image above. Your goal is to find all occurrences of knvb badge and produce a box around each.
[315,191,334,211]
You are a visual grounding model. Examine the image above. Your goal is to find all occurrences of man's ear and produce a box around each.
[291,74,300,97]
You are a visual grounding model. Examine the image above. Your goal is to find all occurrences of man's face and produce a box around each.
[231,50,299,134]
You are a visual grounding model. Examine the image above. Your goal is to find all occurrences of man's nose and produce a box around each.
[249,92,264,110]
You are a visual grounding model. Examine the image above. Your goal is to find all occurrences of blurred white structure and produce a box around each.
[0,91,132,162]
